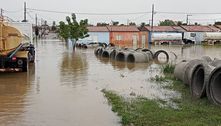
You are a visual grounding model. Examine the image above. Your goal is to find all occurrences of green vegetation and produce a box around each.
[103,64,221,126]
[58,13,89,42]
[162,63,175,74]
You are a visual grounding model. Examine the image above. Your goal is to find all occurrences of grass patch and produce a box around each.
[162,63,175,74]
[102,74,221,126]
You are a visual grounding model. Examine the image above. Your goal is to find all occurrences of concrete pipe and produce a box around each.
[153,50,169,63]
[174,61,189,82]
[116,50,133,62]
[101,47,115,58]
[94,47,102,56]
[206,60,221,105]
[127,51,152,63]
[110,49,120,60]
[201,56,212,63]
[190,62,214,98]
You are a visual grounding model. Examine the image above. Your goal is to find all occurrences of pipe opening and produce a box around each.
[211,71,221,104]
[116,52,125,61]
[102,51,109,58]
[98,49,103,56]
[127,54,135,63]
[94,48,100,55]
[110,50,116,59]
[192,66,205,97]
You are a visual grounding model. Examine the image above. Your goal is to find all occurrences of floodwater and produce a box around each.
[0,40,221,126]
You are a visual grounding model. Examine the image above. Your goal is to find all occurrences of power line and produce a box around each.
[157,11,221,15]
[27,8,150,15]
[3,9,23,13]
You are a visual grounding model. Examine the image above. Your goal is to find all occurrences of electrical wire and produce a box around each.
[27,8,150,15]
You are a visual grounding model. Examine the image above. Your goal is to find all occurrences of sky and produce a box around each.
[1,0,221,25]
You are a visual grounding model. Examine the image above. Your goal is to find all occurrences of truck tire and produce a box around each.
[22,59,28,72]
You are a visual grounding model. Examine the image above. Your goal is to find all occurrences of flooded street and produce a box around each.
[0,40,221,126]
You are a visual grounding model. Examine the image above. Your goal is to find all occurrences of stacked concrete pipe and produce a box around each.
[95,47,169,64]
[127,49,153,63]
[174,57,221,106]
[206,60,221,105]
[101,47,116,58]
[115,48,135,62]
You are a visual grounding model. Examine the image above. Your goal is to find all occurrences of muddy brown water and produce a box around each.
[0,40,221,126]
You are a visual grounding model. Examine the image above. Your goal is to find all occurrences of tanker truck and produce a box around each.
[202,32,221,45]
[152,32,183,45]
[0,21,35,72]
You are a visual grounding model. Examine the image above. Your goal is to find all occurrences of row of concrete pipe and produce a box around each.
[94,46,169,63]
[174,57,221,106]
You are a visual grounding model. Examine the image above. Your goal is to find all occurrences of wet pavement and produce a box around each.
[0,40,221,126]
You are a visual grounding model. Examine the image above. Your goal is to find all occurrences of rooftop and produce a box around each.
[106,25,139,32]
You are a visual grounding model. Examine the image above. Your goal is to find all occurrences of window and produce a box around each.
[116,35,123,40]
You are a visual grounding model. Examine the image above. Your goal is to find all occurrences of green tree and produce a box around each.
[159,19,176,26]
[58,13,89,42]
[140,22,150,27]
[58,21,70,41]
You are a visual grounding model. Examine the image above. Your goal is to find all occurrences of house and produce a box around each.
[78,26,109,45]
[140,26,185,45]
[107,26,147,48]
[180,25,220,44]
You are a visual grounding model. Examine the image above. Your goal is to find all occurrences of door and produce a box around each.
[142,35,146,48]
[132,35,138,49]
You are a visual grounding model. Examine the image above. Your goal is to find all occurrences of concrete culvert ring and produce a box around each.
[102,51,110,58]
[191,65,205,98]
[154,50,169,64]
[127,54,135,63]
[135,48,143,51]
[142,49,153,57]
[94,48,101,55]
[208,67,221,105]
[110,50,117,59]
[116,52,125,62]
[98,48,103,56]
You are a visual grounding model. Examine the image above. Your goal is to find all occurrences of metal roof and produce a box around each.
[107,26,139,32]
[180,25,217,32]
[144,26,184,32]
[87,26,109,32]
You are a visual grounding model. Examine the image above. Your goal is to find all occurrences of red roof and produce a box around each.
[215,25,221,29]
[172,26,186,32]
[207,26,220,32]
[107,26,139,32]
[144,26,183,32]
[180,25,217,32]
[87,26,109,32]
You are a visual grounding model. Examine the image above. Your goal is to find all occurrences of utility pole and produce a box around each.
[150,4,154,49]
[186,14,191,25]
[0,8,3,21]
[35,14,37,26]
[22,2,27,22]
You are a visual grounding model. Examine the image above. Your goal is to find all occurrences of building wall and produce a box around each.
[78,32,109,44]
[139,31,149,48]
[110,31,142,48]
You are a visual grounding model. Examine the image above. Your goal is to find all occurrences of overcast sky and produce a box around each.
[1,0,221,25]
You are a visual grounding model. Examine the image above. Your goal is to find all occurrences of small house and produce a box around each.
[78,26,109,45]
[107,26,146,48]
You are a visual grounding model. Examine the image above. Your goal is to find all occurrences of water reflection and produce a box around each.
[60,44,88,87]
[0,65,35,125]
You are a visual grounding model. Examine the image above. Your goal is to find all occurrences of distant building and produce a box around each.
[107,25,144,48]
[78,26,109,45]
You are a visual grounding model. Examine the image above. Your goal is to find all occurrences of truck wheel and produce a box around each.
[22,59,28,72]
